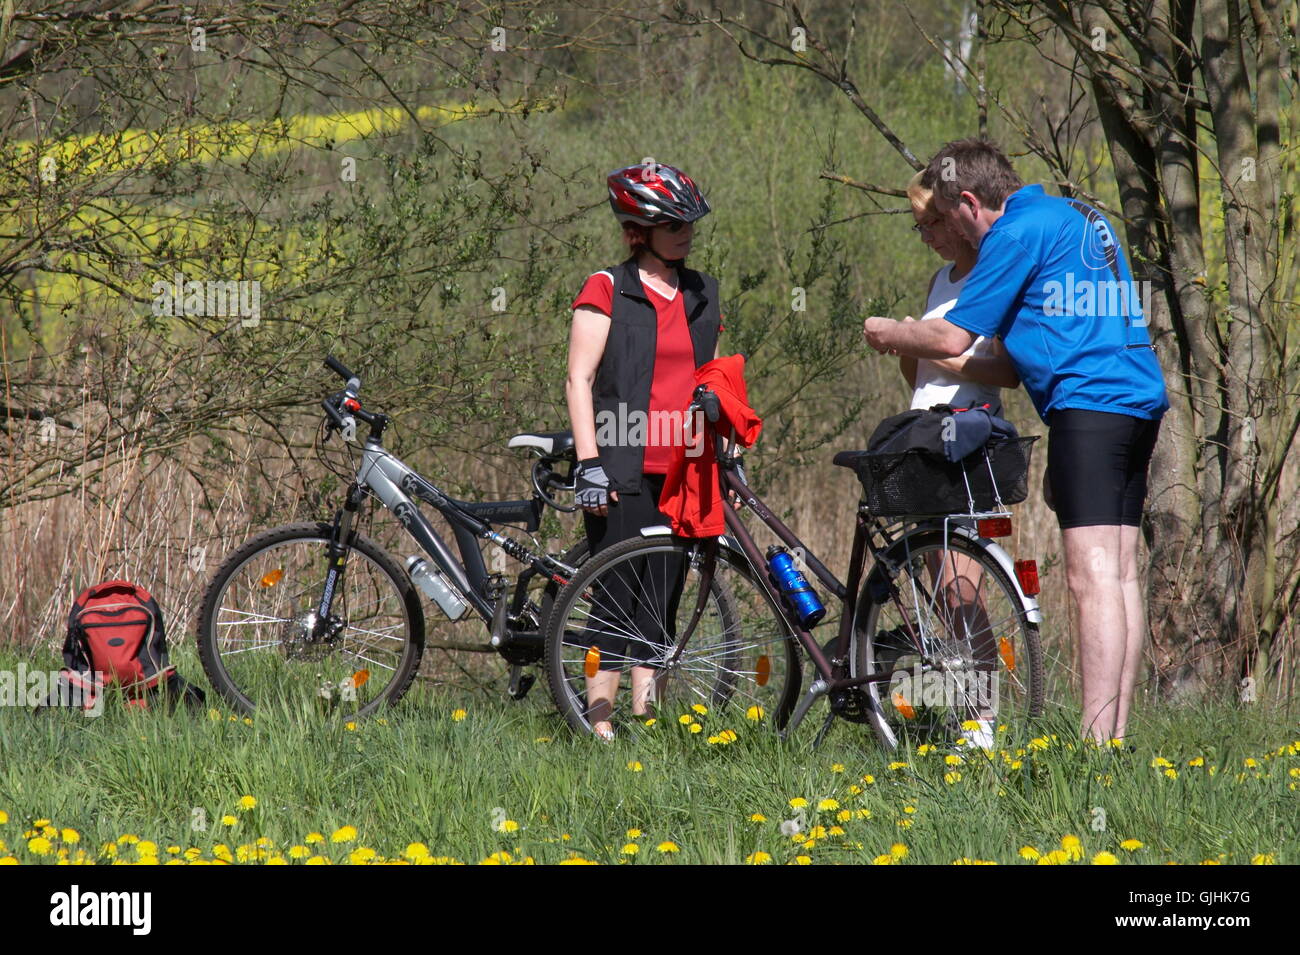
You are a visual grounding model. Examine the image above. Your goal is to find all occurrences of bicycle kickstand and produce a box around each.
[812,710,837,750]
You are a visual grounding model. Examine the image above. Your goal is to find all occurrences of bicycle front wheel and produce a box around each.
[543,535,802,737]
[851,530,1043,750]
[197,522,425,718]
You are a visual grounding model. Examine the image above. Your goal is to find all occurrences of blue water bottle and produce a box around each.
[767,546,826,628]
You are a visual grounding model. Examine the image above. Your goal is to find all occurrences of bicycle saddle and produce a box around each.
[507,430,574,455]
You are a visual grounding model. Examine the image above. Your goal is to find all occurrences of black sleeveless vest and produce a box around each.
[591,257,722,493]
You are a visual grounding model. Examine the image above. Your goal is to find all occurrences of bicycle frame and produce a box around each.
[676,400,1040,738]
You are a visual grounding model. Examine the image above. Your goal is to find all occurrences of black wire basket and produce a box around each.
[847,436,1039,516]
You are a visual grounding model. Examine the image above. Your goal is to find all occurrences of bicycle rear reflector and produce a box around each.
[351,669,370,689]
[998,637,1017,672]
[260,569,284,588]
[891,691,915,719]
[1014,559,1040,596]
[584,647,600,679]
[755,655,771,687]
[977,517,1012,537]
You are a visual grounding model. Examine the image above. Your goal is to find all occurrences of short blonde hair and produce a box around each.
[906,170,936,216]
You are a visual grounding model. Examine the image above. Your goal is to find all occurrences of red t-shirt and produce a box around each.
[573,270,718,474]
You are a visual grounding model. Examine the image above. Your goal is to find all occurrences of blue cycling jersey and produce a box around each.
[943,184,1169,423]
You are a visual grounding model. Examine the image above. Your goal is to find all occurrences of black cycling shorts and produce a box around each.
[1046,409,1160,529]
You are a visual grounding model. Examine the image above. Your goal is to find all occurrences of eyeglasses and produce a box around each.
[912,219,943,234]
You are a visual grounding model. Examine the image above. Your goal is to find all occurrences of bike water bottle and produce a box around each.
[406,556,468,621]
[766,546,825,628]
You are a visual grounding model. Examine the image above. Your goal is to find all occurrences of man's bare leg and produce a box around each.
[1063,524,1127,743]
[586,669,619,739]
[1114,524,1145,741]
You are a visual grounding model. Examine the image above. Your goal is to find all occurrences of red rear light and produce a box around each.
[977,517,1012,537]
[1015,559,1040,596]
[343,397,361,412]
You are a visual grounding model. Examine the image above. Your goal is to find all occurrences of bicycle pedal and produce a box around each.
[507,667,536,700]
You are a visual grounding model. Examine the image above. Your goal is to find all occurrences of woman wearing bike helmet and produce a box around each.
[565,160,722,740]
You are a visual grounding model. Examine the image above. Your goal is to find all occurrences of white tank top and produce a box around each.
[910,264,1002,413]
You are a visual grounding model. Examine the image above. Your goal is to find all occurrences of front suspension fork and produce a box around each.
[315,483,365,634]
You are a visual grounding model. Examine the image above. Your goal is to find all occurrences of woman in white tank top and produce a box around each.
[901,172,1018,411]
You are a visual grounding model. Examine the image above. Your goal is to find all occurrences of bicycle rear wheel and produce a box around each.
[543,535,802,737]
[851,530,1043,750]
[197,522,424,717]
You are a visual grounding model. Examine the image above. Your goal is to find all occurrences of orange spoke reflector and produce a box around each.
[892,692,916,719]
[999,637,1017,672]
[755,655,771,687]
[977,517,1012,537]
[260,569,284,588]
[351,669,370,689]
[584,647,601,679]
[1014,559,1040,596]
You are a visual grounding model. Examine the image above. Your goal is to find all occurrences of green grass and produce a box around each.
[0,647,1294,866]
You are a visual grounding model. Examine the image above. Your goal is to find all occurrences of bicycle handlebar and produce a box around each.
[324,355,361,393]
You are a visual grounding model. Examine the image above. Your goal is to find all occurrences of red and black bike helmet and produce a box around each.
[607,161,711,226]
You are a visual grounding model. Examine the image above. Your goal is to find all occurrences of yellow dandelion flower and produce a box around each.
[642,719,656,727]
[288,845,311,859]
[497,819,520,833]
[1244,757,1258,768]
[404,843,430,860]
[830,763,845,773]
[0,811,7,824]
[117,834,138,845]
[656,841,679,853]
[809,825,828,840]
[1061,835,1084,860]
[848,785,863,796]
[220,815,237,827]
[28,836,53,855]
[626,761,643,772]
[794,855,812,865]
[331,825,358,843]
[306,855,331,865]
[916,743,935,756]
[626,828,642,839]
[678,714,693,725]
[788,798,808,809]
[344,721,357,731]
[33,819,51,828]
[558,857,598,865]
[745,851,771,865]
[889,843,908,860]
[1163,768,1178,779]
[1028,737,1049,751]
[1151,756,1173,768]
[692,703,708,715]
[1251,854,1275,865]
[856,808,871,819]
[238,795,257,810]
[745,705,764,721]
[41,826,57,839]
[60,828,80,844]
[828,826,845,836]
[862,774,875,784]
[944,754,964,766]
[888,761,908,771]
[897,819,913,829]
[944,771,962,784]
[348,847,377,864]
[903,805,917,814]
[305,832,325,844]
[0,857,17,865]
[1010,760,1023,770]
[1092,851,1119,865]
[719,729,738,743]
[836,810,852,823]
[1119,839,1143,851]
[451,708,467,722]
[817,798,839,811]
[621,843,639,856]
[871,854,894,865]
[1019,846,1040,860]
[1037,849,1069,865]
[749,813,767,823]
[1188,757,1205,767]
[688,722,702,734]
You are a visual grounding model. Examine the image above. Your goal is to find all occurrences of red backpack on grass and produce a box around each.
[48,579,204,711]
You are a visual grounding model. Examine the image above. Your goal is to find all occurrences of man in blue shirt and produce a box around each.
[864,138,1168,745]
